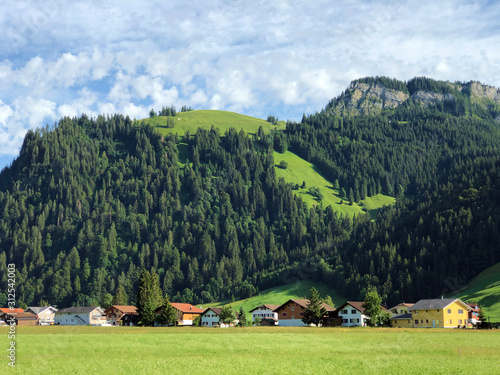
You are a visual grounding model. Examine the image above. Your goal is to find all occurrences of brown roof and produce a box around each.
[249,304,280,312]
[2,312,37,320]
[170,303,204,314]
[203,307,223,316]
[106,305,137,314]
[0,308,24,314]
[274,299,336,312]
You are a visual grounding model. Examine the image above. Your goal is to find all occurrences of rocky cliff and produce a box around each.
[328,77,500,118]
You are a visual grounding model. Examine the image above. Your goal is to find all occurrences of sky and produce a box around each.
[1,0,500,170]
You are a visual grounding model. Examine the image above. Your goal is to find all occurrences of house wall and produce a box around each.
[38,309,56,324]
[392,318,412,328]
[277,318,307,327]
[17,319,37,326]
[276,302,305,323]
[252,308,278,321]
[337,306,366,327]
[55,313,90,325]
[412,301,468,328]
[179,312,201,325]
[201,312,220,327]
[106,307,124,323]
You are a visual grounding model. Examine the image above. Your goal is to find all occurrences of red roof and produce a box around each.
[0,308,24,314]
[171,303,204,314]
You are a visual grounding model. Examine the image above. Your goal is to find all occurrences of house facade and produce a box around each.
[409,298,471,328]
[336,301,390,327]
[200,307,239,327]
[389,303,414,315]
[167,303,204,326]
[54,306,107,326]
[390,313,413,328]
[26,306,58,325]
[466,303,480,325]
[274,299,335,327]
[1,312,38,326]
[104,305,138,326]
[249,304,279,324]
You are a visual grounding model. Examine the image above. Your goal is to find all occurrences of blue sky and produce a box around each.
[1,0,500,170]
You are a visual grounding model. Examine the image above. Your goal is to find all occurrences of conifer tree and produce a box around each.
[156,293,177,326]
[136,269,162,326]
[238,307,246,327]
[112,284,128,305]
[302,287,327,326]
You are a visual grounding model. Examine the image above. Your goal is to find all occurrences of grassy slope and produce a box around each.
[204,279,345,315]
[273,150,395,217]
[143,110,286,136]
[146,110,395,217]
[6,326,500,374]
[454,262,500,321]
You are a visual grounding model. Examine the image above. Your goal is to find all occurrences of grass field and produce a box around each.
[205,279,345,315]
[455,262,500,321]
[273,150,395,217]
[3,326,499,374]
[143,110,286,136]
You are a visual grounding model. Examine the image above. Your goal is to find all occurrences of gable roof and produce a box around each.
[0,308,24,314]
[2,312,38,320]
[337,301,390,314]
[170,303,204,314]
[105,305,137,314]
[56,306,104,314]
[203,307,223,316]
[274,299,336,312]
[249,304,280,312]
[409,298,470,311]
[26,306,57,315]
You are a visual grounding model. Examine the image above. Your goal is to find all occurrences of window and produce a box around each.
[351,309,356,314]
[282,312,287,317]
[415,320,418,324]
[342,319,348,324]
[415,311,418,315]
[450,319,452,324]
[341,309,348,314]
[287,304,291,308]
[426,320,428,323]
[459,320,462,324]
[447,309,451,314]
[299,312,303,317]
[437,309,439,312]
[350,318,359,323]
[426,310,428,313]
[421,320,423,323]
[291,307,295,311]
[291,315,295,319]
[458,309,464,314]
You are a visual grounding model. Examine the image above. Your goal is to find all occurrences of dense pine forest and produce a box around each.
[1,76,499,308]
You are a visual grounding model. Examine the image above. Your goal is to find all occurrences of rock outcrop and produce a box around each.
[331,81,409,116]
[411,91,455,107]
[465,81,500,103]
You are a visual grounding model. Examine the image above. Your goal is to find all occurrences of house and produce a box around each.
[273,299,336,326]
[249,304,279,324]
[466,303,481,326]
[156,303,204,326]
[390,313,413,328]
[200,307,239,327]
[0,311,38,326]
[104,305,138,326]
[335,301,390,327]
[389,303,414,315]
[54,306,107,326]
[409,298,471,328]
[25,306,58,325]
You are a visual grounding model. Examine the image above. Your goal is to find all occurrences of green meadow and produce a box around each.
[3,326,499,374]
[455,262,500,321]
[273,150,395,217]
[143,109,286,136]
[204,279,345,315]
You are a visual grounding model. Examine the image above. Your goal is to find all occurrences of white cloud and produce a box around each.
[0,0,500,167]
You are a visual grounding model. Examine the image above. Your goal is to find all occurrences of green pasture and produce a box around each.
[273,150,395,217]
[3,326,499,374]
[455,262,500,321]
[143,110,285,136]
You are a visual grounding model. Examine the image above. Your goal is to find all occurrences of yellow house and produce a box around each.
[390,313,413,328]
[409,298,471,328]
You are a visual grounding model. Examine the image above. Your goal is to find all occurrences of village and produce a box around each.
[0,296,482,330]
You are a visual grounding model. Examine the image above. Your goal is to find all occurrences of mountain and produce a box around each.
[1,76,499,315]
[328,76,500,119]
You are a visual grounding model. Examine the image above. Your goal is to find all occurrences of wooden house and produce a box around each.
[274,299,335,326]
[104,305,138,326]
[1,311,38,326]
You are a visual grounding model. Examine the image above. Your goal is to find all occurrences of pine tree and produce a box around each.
[136,269,160,327]
[156,293,177,326]
[112,284,128,305]
[238,307,247,327]
[301,287,327,326]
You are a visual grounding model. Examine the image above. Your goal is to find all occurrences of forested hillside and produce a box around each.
[1,76,499,309]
